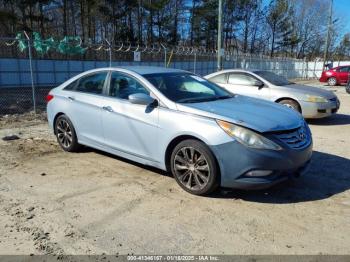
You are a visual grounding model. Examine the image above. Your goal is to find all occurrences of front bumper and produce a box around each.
[210,139,313,190]
[300,99,340,119]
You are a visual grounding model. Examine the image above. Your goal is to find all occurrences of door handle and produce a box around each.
[67,96,75,101]
[102,106,114,112]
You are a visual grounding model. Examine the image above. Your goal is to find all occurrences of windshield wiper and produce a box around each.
[178,95,233,103]
[178,97,212,103]
[215,95,233,100]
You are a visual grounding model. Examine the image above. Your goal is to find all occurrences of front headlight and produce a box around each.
[305,95,328,103]
[216,120,282,150]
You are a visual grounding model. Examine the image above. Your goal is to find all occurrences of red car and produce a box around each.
[319,65,350,86]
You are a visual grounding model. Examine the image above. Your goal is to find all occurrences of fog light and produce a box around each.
[246,170,273,177]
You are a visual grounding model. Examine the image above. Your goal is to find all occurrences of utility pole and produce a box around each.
[217,0,223,71]
[323,0,333,71]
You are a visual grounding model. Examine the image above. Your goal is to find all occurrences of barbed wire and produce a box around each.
[0,35,224,56]
[0,35,304,61]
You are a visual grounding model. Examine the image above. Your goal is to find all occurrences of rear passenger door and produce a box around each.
[338,66,350,84]
[62,71,109,145]
[223,72,271,100]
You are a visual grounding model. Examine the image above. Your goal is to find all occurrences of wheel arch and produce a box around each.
[53,112,66,134]
[275,97,302,113]
[164,135,221,176]
[327,76,337,80]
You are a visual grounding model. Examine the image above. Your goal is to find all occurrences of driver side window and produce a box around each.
[109,72,149,100]
[228,73,257,86]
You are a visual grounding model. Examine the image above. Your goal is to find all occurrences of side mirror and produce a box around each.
[253,80,265,89]
[128,93,157,106]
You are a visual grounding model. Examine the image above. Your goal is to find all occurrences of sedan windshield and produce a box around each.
[254,71,291,86]
[143,73,233,103]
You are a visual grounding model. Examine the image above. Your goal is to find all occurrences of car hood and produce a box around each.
[282,84,336,99]
[176,95,304,133]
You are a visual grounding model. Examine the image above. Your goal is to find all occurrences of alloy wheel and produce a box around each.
[173,146,210,191]
[328,77,336,86]
[283,103,295,110]
[56,118,73,149]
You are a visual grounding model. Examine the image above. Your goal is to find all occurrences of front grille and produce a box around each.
[273,126,310,149]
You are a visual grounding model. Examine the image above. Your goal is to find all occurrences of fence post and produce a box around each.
[24,31,36,113]
[313,59,317,79]
[105,39,112,67]
[194,51,197,74]
[161,43,167,67]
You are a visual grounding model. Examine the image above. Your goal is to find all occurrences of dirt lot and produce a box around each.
[0,82,350,256]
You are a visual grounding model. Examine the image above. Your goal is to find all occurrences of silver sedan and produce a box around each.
[47,67,312,195]
[205,70,340,119]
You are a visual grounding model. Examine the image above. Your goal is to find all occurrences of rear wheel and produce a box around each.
[54,115,81,152]
[346,84,350,94]
[170,139,219,195]
[327,77,337,86]
[278,99,301,113]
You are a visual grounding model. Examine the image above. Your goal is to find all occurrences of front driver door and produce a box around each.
[222,72,270,100]
[101,71,159,162]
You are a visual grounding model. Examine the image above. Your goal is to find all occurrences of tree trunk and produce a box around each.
[39,1,45,36]
[270,24,276,57]
[63,0,68,35]
[190,0,197,46]
[172,0,179,44]
[243,15,249,53]
[80,0,85,42]
[137,0,142,44]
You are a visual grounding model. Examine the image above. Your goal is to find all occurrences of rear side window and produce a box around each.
[208,73,227,84]
[75,72,108,95]
[228,73,257,86]
[63,80,78,90]
[339,67,349,72]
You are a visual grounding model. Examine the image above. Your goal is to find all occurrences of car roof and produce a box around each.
[219,69,253,73]
[331,65,350,69]
[92,66,187,75]
[205,69,256,77]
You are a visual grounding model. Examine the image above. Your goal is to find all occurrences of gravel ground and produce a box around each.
[0,82,349,255]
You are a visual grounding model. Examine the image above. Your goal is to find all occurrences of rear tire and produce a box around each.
[346,84,350,94]
[278,99,301,113]
[327,77,337,86]
[170,139,219,196]
[54,115,81,152]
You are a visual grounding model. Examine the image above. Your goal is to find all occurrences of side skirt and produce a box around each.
[78,139,166,171]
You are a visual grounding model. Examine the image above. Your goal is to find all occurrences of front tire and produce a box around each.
[54,115,81,152]
[327,77,337,86]
[170,139,219,195]
[278,99,301,113]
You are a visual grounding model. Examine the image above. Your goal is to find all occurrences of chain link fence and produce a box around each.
[0,36,312,115]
